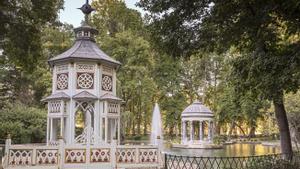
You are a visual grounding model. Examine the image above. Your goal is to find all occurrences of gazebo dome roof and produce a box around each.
[181,101,214,119]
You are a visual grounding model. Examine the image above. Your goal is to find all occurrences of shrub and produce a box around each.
[245,157,300,169]
[0,103,47,144]
[213,135,227,144]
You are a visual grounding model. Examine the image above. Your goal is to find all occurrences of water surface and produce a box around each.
[164,143,280,157]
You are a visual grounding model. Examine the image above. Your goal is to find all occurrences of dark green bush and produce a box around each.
[0,103,47,144]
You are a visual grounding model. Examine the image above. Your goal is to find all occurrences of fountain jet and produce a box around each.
[150,103,163,145]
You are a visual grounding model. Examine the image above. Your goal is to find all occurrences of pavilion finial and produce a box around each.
[78,0,95,24]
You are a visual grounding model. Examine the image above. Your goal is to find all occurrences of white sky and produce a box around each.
[59,0,143,27]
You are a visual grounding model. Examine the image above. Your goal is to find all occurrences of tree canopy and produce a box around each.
[0,0,299,153]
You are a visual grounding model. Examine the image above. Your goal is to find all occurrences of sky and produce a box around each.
[59,0,143,27]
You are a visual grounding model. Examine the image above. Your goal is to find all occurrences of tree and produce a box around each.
[100,30,155,136]
[138,0,300,155]
[0,0,64,108]
[285,92,300,150]
[92,0,144,38]
[0,103,47,143]
[0,0,63,72]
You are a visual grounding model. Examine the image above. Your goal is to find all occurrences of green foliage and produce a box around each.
[139,0,300,153]
[213,135,227,145]
[92,0,144,38]
[0,0,64,72]
[0,103,47,143]
[245,157,300,169]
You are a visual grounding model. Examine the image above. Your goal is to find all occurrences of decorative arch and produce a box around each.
[74,101,95,144]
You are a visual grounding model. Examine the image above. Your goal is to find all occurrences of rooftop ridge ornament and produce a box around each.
[78,0,95,25]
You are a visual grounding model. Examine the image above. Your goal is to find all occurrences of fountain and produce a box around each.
[150,103,163,145]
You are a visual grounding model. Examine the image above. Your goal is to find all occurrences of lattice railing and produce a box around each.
[165,152,300,169]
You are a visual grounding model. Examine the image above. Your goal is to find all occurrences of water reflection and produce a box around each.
[165,144,280,157]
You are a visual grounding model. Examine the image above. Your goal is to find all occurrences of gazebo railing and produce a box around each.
[165,152,300,169]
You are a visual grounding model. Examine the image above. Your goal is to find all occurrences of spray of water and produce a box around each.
[150,103,163,145]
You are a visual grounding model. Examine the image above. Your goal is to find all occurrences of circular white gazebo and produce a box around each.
[181,101,214,145]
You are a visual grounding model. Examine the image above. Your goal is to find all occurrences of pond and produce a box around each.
[164,143,280,157]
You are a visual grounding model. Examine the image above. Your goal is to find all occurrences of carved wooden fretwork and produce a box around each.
[65,149,86,163]
[116,148,136,163]
[56,64,68,72]
[108,103,119,114]
[75,126,95,144]
[49,101,61,113]
[36,149,58,165]
[102,74,112,91]
[8,149,32,166]
[102,66,113,74]
[56,73,68,90]
[139,148,158,163]
[77,73,94,89]
[76,64,94,72]
[90,148,110,163]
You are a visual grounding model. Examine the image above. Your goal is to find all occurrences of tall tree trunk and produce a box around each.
[132,121,135,136]
[235,123,246,136]
[248,126,256,138]
[273,97,292,156]
[215,122,221,135]
[228,121,235,139]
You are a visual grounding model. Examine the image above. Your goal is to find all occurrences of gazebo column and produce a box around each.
[199,121,203,141]
[60,117,64,138]
[105,117,108,143]
[50,118,53,141]
[189,120,194,143]
[46,117,50,144]
[181,120,186,144]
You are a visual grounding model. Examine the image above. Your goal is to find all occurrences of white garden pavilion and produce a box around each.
[181,101,214,144]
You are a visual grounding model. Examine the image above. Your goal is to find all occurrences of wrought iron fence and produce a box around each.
[164,152,300,169]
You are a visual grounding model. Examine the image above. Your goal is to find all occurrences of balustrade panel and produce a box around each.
[90,148,110,163]
[65,149,86,163]
[8,149,32,166]
[36,149,58,165]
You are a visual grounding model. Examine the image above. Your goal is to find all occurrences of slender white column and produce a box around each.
[100,117,103,142]
[94,100,100,144]
[46,117,50,144]
[60,117,64,138]
[118,118,121,144]
[50,118,53,141]
[199,121,203,141]
[105,117,108,143]
[69,100,75,144]
[181,120,186,144]
[189,121,193,143]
